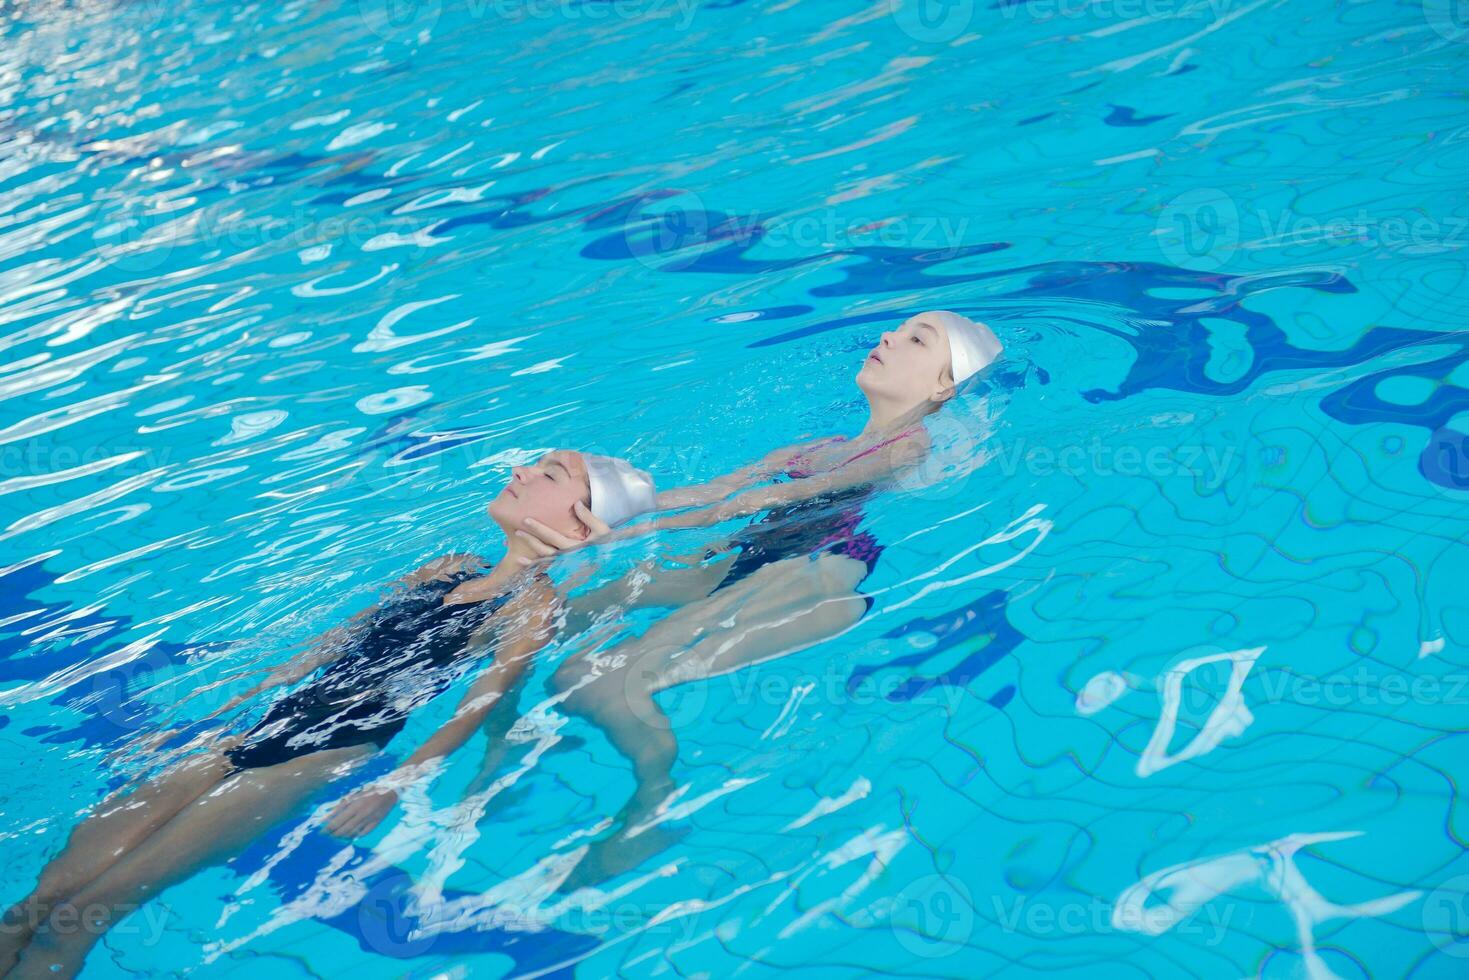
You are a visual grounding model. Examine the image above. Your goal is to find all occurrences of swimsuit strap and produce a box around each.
[782,435,848,474]
[784,426,920,478]
[834,425,922,469]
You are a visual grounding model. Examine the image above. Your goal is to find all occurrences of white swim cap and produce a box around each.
[582,453,657,527]
[925,310,1003,385]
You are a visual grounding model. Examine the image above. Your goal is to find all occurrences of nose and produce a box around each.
[879,331,896,348]
[511,466,529,482]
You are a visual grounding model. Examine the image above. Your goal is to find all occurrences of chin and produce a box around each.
[857,373,904,402]
[487,497,515,526]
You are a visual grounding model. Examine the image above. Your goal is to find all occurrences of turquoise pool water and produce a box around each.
[2,0,1467,976]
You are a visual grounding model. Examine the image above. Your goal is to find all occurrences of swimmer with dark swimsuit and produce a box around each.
[517,312,1004,889]
[0,450,657,980]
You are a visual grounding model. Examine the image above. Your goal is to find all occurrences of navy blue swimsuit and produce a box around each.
[225,569,509,771]
[711,483,884,594]
[707,432,914,596]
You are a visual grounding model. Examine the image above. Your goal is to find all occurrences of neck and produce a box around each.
[859,394,928,438]
[475,537,542,592]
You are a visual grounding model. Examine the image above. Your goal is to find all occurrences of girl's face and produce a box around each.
[487,450,592,540]
[855,313,957,409]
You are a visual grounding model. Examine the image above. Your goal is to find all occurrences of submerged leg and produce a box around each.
[553,555,869,887]
[10,745,372,980]
[0,751,233,974]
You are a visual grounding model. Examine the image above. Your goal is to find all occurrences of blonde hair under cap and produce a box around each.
[923,310,1003,384]
[582,453,657,528]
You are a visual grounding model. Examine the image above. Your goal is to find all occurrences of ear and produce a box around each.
[931,365,956,404]
[572,500,593,540]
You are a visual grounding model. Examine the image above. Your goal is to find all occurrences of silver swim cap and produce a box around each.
[582,453,657,527]
[925,310,1003,384]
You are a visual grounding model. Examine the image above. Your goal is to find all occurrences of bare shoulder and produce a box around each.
[405,552,485,586]
[888,426,931,471]
[895,425,932,455]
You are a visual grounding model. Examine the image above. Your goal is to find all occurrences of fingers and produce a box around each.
[325,793,393,838]
[515,529,559,557]
[327,808,368,839]
[513,535,556,569]
[521,518,579,550]
[325,796,366,838]
[573,501,611,536]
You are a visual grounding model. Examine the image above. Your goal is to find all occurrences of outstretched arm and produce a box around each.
[324,584,558,838]
[653,438,844,510]
[653,455,780,510]
[515,431,925,570]
[657,430,926,531]
[514,438,837,558]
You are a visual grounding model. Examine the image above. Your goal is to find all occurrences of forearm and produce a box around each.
[655,456,780,511]
[388,613,549,786]
[663,443,908,528]
[655,487,785,529]
[395,710,491,779]
[655,482,737,510]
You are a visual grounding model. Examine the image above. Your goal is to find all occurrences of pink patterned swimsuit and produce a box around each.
[709,430,914,596]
